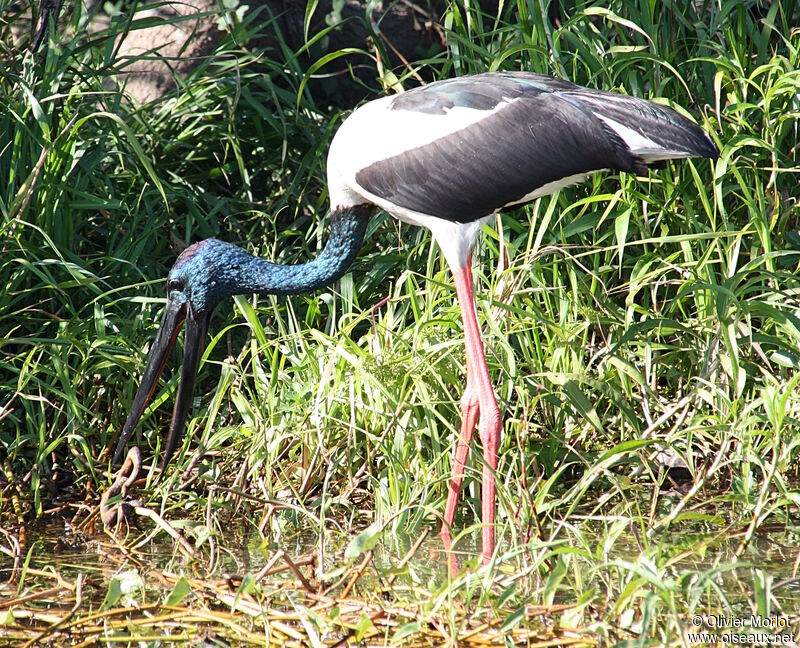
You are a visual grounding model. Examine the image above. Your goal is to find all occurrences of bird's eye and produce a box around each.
[167,279,182,293]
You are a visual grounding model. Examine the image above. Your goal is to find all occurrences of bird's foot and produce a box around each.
[100,447,142,531]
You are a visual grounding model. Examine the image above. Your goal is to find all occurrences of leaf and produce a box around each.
[393,622,420,643]
[500,606,526,632]
[345,523,382,560]
[304,0,319,41]
[237,573,256,596]
[20,83,50,140]
[355,612,376,641]
[101,577,124,611]
[614,207,631,270]
[542,558,568,606]
[496,583,516,607]
[581,7,654,44]
[563,380,604,433]
[785,230,800,249]
[165,577,192,606]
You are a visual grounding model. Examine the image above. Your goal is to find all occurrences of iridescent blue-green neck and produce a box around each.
[170,205,373,314]
[221,204,373,298]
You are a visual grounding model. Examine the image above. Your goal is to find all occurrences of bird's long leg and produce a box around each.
[441,373,479,575]
[440,371,477,576]
[448,259,502,564]
[442,255,480,533]
[442,374,478,532]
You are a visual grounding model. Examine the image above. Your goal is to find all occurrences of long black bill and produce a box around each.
[112,298,208,472]
[159,311,208,472]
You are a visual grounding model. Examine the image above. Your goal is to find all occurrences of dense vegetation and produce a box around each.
[1,0,799,643]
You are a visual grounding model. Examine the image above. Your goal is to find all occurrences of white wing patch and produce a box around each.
[594,113,690,162]
[504,172,594,207]
[328,95,517,209]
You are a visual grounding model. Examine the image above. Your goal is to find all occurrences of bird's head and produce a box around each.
[112,238,255,470]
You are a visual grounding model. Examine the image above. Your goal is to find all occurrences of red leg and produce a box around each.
[441,376,479,576]
[445,260,502,565]
[442,376,478,531]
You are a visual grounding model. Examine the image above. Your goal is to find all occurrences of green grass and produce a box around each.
[2,0,800,644]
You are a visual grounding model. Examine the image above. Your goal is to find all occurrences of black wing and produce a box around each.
[355,72,716,223]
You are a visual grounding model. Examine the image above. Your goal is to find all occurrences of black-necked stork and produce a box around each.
[113,71,717,564]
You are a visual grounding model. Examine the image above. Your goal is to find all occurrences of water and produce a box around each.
[3,509,800,644]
